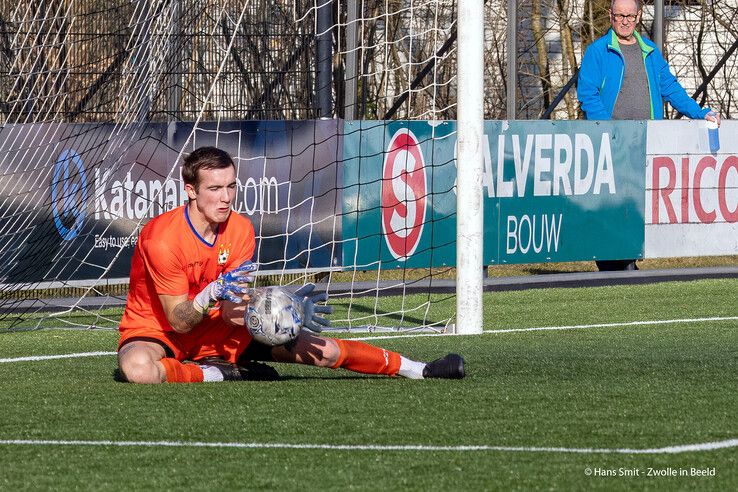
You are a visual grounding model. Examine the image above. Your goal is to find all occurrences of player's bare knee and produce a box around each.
[273,332,339,367]
[118,351,162,384]
[120,361,162,384]
[316,337,340,367]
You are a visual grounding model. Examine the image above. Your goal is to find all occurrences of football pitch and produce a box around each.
[0,279,736,490]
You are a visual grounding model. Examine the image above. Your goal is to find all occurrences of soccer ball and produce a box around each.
[244,287,303,346]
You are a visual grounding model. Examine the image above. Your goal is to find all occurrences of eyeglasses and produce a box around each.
[611,12,639,23]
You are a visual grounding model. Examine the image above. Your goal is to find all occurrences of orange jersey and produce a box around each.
[119,205,255,333]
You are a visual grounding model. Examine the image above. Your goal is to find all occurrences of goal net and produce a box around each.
[0,0,464,333]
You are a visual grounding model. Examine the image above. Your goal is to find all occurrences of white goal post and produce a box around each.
[455,0,485,335]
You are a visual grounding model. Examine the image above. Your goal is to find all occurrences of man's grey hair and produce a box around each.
[611,0,643,11]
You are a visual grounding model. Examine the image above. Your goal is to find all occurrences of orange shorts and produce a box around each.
[118,316,254,363]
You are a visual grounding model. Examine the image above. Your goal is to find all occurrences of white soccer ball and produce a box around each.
[244,287,303,346]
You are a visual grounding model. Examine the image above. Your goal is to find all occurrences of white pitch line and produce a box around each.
[2,316,736,362]
[0,438,736,454]
[347,316,738,341]
[483,316,738,335]
[0,351,117,364]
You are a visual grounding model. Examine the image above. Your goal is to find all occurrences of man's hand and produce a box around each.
[192,260,258,313]
[705,111,721,127]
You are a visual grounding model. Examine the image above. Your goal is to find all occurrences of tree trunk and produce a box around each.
[531,0,552,109]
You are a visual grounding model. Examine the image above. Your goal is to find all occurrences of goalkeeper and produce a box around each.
[117,146,464,384]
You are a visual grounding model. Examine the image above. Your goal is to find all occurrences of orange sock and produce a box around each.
[160,358,204,383]
[331,339,401,376]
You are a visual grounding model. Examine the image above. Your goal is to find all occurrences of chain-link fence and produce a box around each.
[0,0,320,122]
[1,0,736,123]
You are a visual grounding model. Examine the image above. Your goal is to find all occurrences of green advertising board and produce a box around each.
[342,120,646,268]
[490,120,645,263]
[341,120,457,270]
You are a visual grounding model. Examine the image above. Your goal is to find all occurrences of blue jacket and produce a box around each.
[578,29,710,120]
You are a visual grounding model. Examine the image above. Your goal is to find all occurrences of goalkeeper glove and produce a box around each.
[291,283,332,333]
[192,260,258,313]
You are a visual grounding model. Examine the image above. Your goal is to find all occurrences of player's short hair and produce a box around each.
[611,0,642,12]
[182,146,235,189]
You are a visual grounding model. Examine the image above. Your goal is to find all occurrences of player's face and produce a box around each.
[610,0,640,43]
[186,165,237,224]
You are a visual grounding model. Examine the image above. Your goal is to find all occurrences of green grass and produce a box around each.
[0,279,736,490]
[0,307,125,332]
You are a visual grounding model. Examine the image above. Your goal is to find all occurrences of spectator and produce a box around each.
[577,0,720,271]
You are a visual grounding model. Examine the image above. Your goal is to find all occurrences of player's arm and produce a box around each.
[139,237,203,333]
[159,293,204,334]
[160,260,259,334]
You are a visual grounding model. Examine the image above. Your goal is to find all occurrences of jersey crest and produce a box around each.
[217,243,231,265]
